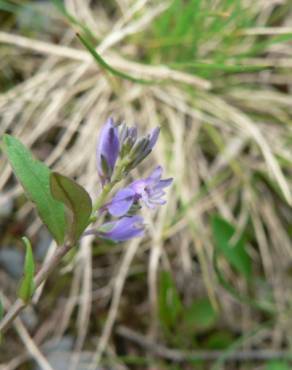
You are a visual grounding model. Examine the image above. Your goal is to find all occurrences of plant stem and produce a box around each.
[92,183,112,213]
[1,159,129,334]
[0,242,72,334]
[92,158,128,213]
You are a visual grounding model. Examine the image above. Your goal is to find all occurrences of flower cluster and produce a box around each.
[94,118,172,242]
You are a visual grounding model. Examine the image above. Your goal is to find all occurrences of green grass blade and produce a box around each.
[76,33,155,85]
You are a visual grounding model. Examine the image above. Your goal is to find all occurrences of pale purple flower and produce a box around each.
[97,216,144,242]
[107,166,173,217]
[119,124,138,148]
[148,127,160,149]
[96,118,120,185]
[128,127,160,169]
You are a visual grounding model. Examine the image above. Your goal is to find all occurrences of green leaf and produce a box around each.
[1,135,66,244]
[206,331,233,350]
[18,237,35,303]
[183,298,218,333]
[158,271,183,329]
[50,172,92,244]
[211,215,252,280]
[266,361,290,370]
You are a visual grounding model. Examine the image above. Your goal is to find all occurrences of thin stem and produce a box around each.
[92,158,129,213]
[92,183,112,213]
[0,243,72,334]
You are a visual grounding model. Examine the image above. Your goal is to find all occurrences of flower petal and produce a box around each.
[98,216,144,242]
[148,127,160,150]
[147,166,163,183]
[107,188,135,217]
[130,179,147,194]
[155,178,173,190]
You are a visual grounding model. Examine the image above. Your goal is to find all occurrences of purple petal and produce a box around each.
[147,166,163,183]
[129,127,138,141]
[155,178,173,190]
[150,198,166,208]
[98,216,144,242]
[150,190,166,199]
[148,127,160,150]
[107,188,135,217]
[96,118,120,183]
[129,179,147,194]
[142,196,155,208]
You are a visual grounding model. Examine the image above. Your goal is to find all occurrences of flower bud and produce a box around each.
[96,118,120,185]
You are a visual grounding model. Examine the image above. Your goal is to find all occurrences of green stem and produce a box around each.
[92,183,112,213]
[92,158,130,213]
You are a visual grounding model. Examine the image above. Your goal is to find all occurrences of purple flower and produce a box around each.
[128,127,160,169]
[96,118,120,185]
[107,166,173,217]
[119,124,138,149]
[97,216,144,242]
[148,127,160,149]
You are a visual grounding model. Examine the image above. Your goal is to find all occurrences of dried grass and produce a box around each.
[0,0,292,368]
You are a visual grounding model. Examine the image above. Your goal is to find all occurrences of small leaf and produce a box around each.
[18,237,35,303]
[158,271,183,329]
[211,215,252,280]
[50,172,92,244]
[1,135,66,244]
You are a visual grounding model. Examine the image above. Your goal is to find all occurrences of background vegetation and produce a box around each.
[0,0,292,369]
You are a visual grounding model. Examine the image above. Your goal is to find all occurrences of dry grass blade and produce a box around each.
[1,0,292,368]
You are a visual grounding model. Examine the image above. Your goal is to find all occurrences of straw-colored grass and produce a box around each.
[0,0,292,369]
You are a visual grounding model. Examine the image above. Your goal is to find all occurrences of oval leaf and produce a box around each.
[1,135,66,244]
[18,237,35,303]
[50,172,92,243]
[211,215,252,280]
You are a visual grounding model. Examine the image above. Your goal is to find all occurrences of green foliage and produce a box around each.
[1,135,66,244]
[50,172,92,244]
[266,361,290,370]
[211,216,275,313]
[206,331,233,350]
[18,237,35,303]
[183,298,218,333]
[158,273,221,348]
[211,215,252,280]
[133,0,292,80]
[142,0,255,76]
[158,271,183,329]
